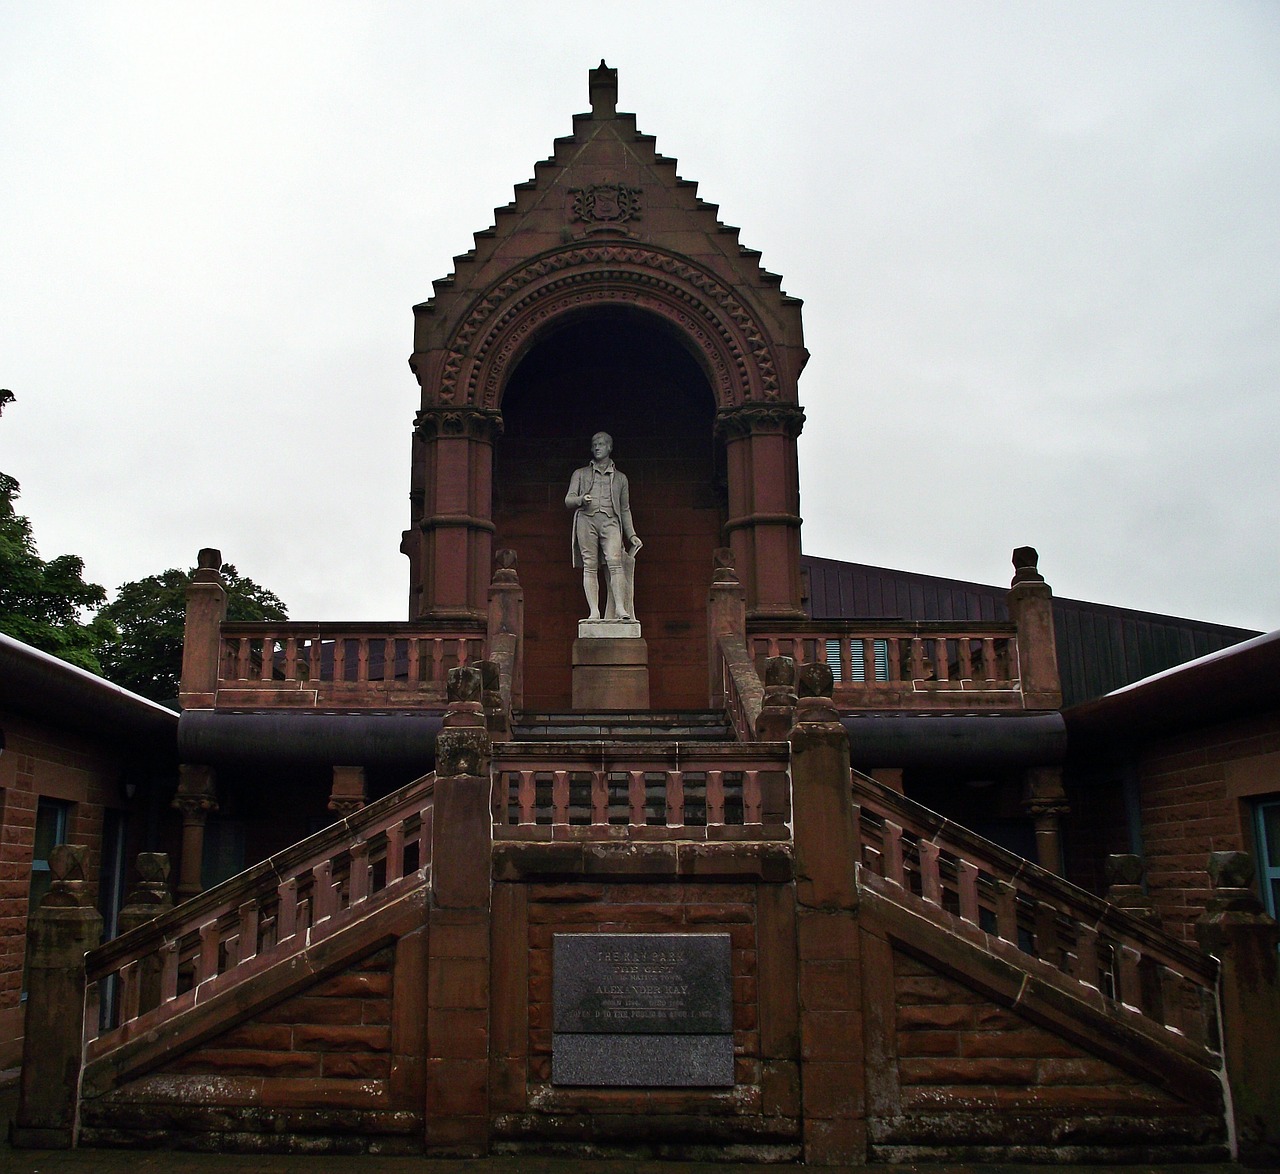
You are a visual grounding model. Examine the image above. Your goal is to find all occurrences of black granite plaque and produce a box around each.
[552,933,734,1086]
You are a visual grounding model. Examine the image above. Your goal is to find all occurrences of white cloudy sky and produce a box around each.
[1,2,1276,631]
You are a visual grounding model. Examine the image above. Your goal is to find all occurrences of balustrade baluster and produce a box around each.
[629,771,646,826]
[994,880,1018,944]
[766,637,780,659]
[1072,922,1100,989]
[333,639,346,683]
[407,638,421,683]
[958,859,980,923]
[198,921,220,986]
[934,638,950,682]
[743,770,762,825]
[666,771,685,828]
[910,638,925,681]
[350,840,371,904]
[309,637,322,682]
[887,637,902,683]
[357,638,370,683]
[236,637,252,681]
[1034,900,1061,966]
[383,637,396,683]
[313,860,336,922]
[284,636,299,681]
[884,820,906,886]
[277,877,299,941]
[552,771,570,826]
[260,635,275,682]
[981,637,997,682]
[160,940,179,1003]
[706,770,725,826]
[517,771,536,825]
[958,638,973,680]
[838,637,851,684]
[432,639,445,684]
[591,771,608,825]
[237,901,259,964]
[419,803,433,867]
[1117,944,1143,1012]
[919,840,942,905]
[386,823,405,884]
[119,959,141,1025]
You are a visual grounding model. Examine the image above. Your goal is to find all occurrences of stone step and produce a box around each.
[510,710,732,742]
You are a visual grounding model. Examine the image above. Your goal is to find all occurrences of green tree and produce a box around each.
[98,564,288,702]
[0,468,115,674]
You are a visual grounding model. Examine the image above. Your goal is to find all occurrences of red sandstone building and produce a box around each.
[6,64,1278,1164]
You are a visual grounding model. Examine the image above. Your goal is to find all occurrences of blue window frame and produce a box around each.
[1254,799,1280,920]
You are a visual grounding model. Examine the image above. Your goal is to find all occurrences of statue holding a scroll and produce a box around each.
[565,431,642,623]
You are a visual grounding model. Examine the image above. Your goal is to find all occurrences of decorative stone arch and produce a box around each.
[434,244,785,413]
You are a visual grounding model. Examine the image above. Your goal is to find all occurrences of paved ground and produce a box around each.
[0,1077,1256,1174]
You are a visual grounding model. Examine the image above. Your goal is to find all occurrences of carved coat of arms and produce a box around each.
[571,184,641,224]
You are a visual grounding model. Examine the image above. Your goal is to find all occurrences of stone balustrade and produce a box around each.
[214,622,485,708]
[850,769,1220,1048]
[750,621,1023,708]
[84,776,435,1054]
[491,744,791,841]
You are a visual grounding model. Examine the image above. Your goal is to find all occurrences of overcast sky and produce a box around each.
[2,2,1276,631]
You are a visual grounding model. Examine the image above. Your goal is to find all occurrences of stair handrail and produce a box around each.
[717,633,763,742]
[86,773,436,1045]
[849,768,1218,1045]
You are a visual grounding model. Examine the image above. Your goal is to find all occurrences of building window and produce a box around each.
[826,638,889,683]
[28,797,71,916]
[1254,799,1280,920]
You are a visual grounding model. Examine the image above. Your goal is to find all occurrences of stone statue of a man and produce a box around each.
[565,431,642,622]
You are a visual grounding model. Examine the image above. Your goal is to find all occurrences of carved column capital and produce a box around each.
[714,403,805,441]
[414,405,504,442]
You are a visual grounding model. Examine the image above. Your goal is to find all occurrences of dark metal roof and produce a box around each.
[800,554,1260,707]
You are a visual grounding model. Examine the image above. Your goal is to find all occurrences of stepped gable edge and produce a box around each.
[409,62,807,414]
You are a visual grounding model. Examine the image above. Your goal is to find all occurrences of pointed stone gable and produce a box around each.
[410,61,807,415]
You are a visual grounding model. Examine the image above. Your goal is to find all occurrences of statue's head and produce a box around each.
[590,431,613,460]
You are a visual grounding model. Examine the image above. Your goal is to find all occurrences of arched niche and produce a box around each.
[494,306,722,710]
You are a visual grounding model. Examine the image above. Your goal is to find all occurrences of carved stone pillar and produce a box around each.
[172,764,218,899]
[757,655,798,742]
[12,845,103,1148]
[410,406,503,621]
[178,548,228,709]
[1195,851,1280,1166]
[118,853,173,1016]
[486,549,523,713]
[707,548,747,706]
[328,766,367,819]
[1022,765,1068,876]
[1007,547,1063,710]
[715,404,806,620]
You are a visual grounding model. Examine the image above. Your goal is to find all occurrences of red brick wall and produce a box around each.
[1136,710,1280,944]
[0,712,122,1069]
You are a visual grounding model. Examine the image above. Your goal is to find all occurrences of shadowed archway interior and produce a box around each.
[494,307,722,710]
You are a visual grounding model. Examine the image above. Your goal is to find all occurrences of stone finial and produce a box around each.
[193,548,223,583]
[121,853,173,924]
[757,655,798,742]
[764,655,797,689]
[492,548,520,585]
[1104,853,1159,923]
[711,548,739,585]
[589,59,618,119]
[797,662,835,699]
[135,852,170,885]
[1209,850,1256,891]
[49,843,88,885]
[1011,546,1044,586]
[1105,853,1146,888]
[448,665,483,704]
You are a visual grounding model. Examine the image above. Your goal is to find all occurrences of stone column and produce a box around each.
[178,548,228,709]
[411,407,503,621]
[328,766,367,818]
[1007,547,1063,710]
[1022,765,1068,876]
[12,845,103,1149]
[789,663,866,1165]
[1195,851,1280,1167]
[486,548,524,712]
[715,405,807,621]
[117,853,173,1016]
[172,764,218,900]
[425,666,493,1154]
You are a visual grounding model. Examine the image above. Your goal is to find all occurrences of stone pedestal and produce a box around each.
[572,623,649,710]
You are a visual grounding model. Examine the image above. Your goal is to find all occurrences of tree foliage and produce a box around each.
[0,469,115,673]
[98,565,288,703]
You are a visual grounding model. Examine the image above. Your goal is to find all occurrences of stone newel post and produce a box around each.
[1007,546,1062,711]
[486,548,524,714]
[707,547,747,707]
[425,666,493,1154]
[117,853,174,1019]
[789,663,867,1165]
[178,547,228,709]
[1195,851,1280,1167]
[11,845,103,1149]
